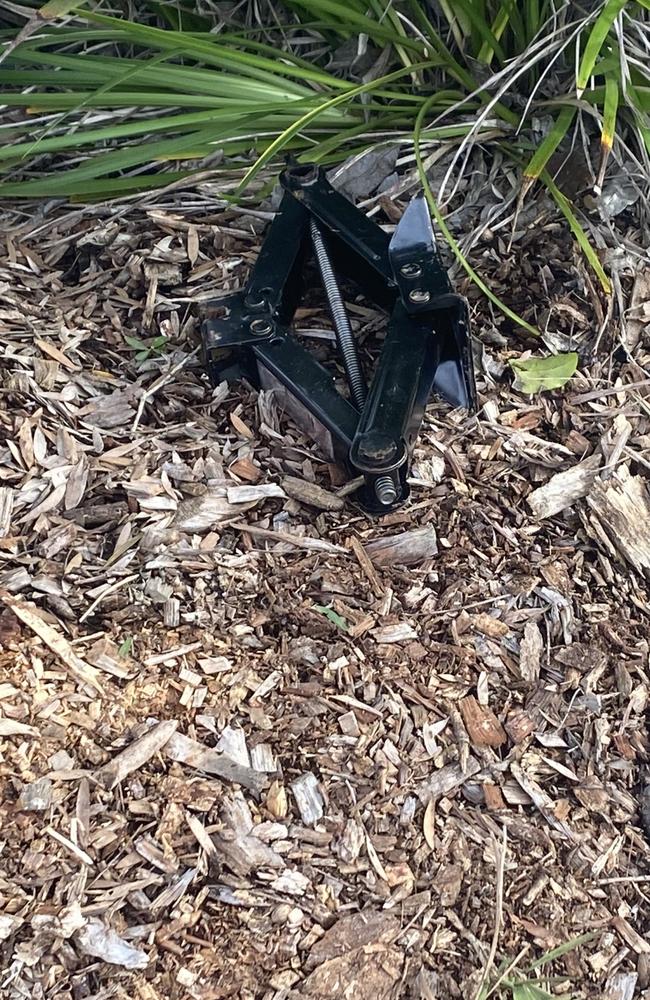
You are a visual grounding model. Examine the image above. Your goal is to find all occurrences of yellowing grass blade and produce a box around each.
[576,0,628,98]
[595,75,618,192]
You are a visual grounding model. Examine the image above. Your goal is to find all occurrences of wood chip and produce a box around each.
[527,454,601,518]
[97,720,179,789]
[231,521,348,554]
[364,526,438,567]
[372,622,418,643]
[587,468,650,573]
[348,534,383,597]
[415,757,481,804]
[519,619,543,681]
[612,916,650,955]
[291,772,324,825]
[226,483,286,503]
[165,732,268,793]
[459,695,507,747]
[282,476,345,511]
[0,488,13,537]
[471,612,510,638]
[510,762,576,840]
[75,919,149,969]
[0,590,103,693]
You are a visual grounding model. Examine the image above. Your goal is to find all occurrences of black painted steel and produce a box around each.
[201,163,476,512]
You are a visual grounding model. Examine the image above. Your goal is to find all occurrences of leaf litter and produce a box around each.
[0,170,649,999]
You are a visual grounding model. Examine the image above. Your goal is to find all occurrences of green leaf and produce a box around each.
[118,636,133,657]
[38,0,84,17]
[510,352,578,394]
[542,171,612,294]
[414,98,539,337]
[313,604,349,631]
[512,984,555,1000]
[124,335,147,350]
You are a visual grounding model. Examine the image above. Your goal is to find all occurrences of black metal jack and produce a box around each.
[202,163,477,512]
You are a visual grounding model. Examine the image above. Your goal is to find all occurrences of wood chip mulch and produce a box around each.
[1,187,649,1000]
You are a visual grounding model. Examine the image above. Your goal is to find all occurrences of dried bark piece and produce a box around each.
[372,622,418,643]
[301,946,403,999]
[574,778,610,813]
[282,476,345,512]
[291,772,324,824]
[504,709,536,745]
[612,916,650,955]
[510,762,576,840]
[0,488,13,537]
[587,469,650,574]
[604,972,638,1000]
[519,620,543,682]
[173,487,254,532]
[212,829,285,877]
[17,778,53,811]
[335,819,365,863]
[364,526,438,567]
[434,863,463,906]
[165,732,268,793]
[226,483,286,503]
[348,534,383,597]
[0,719,39,737]
[415,757,481,804]
[0,589,103,693]
[470,612,509,638]
[527,454,601,519]
[459,696,506,748]
[97,720,178,790]
[625,264,650,351]
[231,522,348,554]
[483,783,506,811]
[75,919,148,969]
[305,911,399,971]
[229,456,262,482]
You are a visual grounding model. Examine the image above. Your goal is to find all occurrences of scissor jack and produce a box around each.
[202,163,476,512]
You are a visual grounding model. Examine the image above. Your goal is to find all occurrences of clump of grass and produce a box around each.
[478,931,598,999]
[0,1,647,305]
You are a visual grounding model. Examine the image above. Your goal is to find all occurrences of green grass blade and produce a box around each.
[236,62,435,193]
[528,931,598,971]
[523,104,576,185]
[577,0,629,96]
[543,171,612,292]
[414,99,539,337]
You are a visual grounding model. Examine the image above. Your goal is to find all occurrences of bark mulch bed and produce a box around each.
[1,179,649,1000]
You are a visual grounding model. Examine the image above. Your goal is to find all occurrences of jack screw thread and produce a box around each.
[310,218,367,411]
[374,474,399,506]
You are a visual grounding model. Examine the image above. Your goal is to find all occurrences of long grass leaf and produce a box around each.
[595,74,618,190]
[236,61,437,193]
[542,171,612,292]
[577,0,628,96]
[414,99,539,336]
[523,104,576,184]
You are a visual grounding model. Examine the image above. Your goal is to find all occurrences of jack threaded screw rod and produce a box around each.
[374,475,398,506]
[310,218,367,411]
[310,217,399,507]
